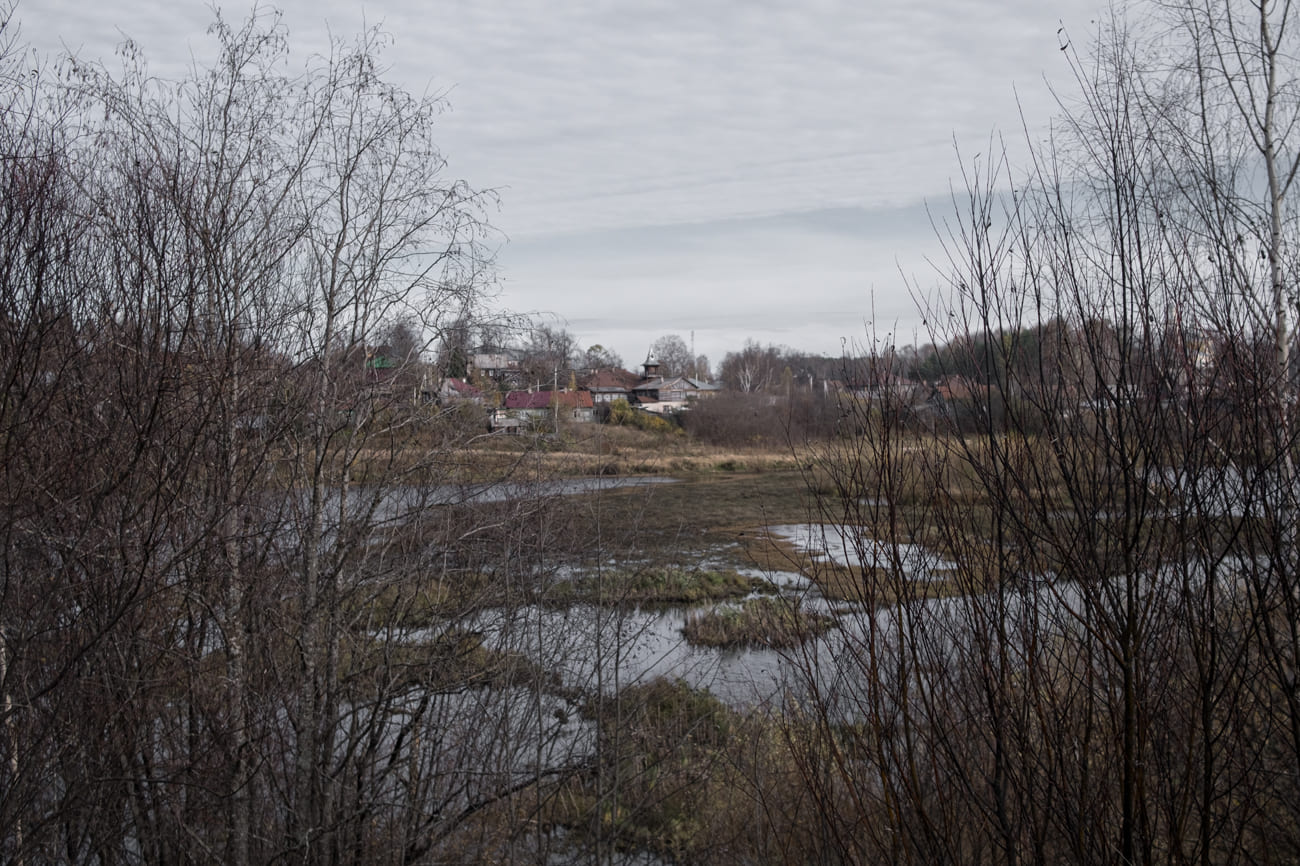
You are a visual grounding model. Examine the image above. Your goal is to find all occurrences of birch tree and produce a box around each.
[0,10,598,864]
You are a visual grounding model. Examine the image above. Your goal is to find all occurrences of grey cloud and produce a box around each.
[16,0,1111,357]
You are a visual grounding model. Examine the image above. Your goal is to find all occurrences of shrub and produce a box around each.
[607,398,680,434]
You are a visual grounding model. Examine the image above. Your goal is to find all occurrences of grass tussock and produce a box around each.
[340,627,558,692]
[682,597,837,649]
[546,567,772,607]
[548,678,830,863]
[352,572,500,627]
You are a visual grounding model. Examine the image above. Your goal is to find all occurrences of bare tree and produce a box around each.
[786,3,1300,864]
[0,11,601,864]
[649,333,693,377]
[581,342,624,371]
[719,339,786,392]
[519,322,579,387]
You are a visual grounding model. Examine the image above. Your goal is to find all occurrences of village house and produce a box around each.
[577,368,641,405]
[356,345,432,403]
[631,374,720,408]
[929,374,988,403]
[469,349,527,388]
[628,354,720,413]
[437,377,484,405]
[490,389,595,432]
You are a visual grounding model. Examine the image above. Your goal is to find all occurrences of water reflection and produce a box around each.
[765,523,956,580]
[472,603,798,709]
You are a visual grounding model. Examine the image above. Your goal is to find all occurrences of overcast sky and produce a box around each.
[17,0,1112,368]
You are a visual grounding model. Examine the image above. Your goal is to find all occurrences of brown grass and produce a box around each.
[682,597,837,649]
[472,422,809,476]
[544,567,772,607]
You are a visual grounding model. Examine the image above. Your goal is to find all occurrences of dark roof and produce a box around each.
[504,390,595,410]
[632,375,720,393]
[443,377,482,396]
[579,369,640,390]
